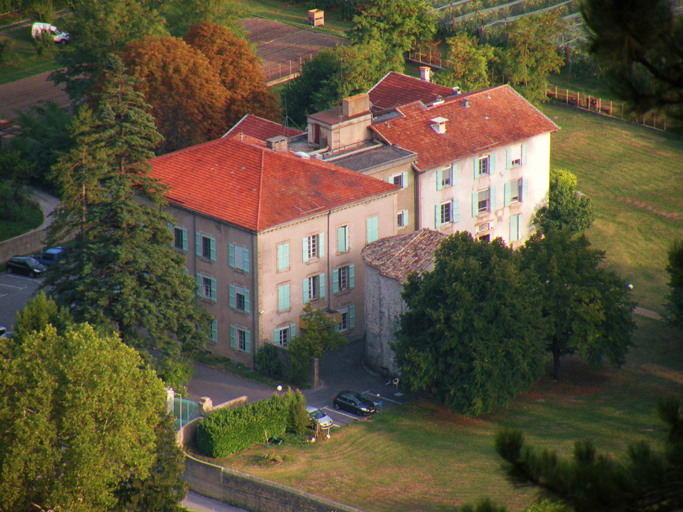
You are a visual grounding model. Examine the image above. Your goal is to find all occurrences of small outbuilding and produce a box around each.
[361,229,446,376]
[308,9,324,26]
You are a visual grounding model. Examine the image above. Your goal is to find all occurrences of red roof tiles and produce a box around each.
[368,72,457,113]
[224,114,302,141]
[149,137,398,231]
[370,85,559,172]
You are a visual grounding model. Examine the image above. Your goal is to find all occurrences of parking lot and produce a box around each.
[0,270,43,331]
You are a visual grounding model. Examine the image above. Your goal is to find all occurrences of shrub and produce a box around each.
[34,30,53,57]
[288,401,312,435]
[255,343,285,379]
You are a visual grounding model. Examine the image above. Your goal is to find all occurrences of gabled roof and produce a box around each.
[361,229,447,283]
[224,114,302,141]
[370,85,559,172]
[368,72,457,113]
[149,137,398,232]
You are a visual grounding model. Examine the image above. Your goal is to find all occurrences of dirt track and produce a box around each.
[0,71,70,119]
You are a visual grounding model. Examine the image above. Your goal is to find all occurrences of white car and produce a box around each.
[31,22,70,44]
[306,406,333,429]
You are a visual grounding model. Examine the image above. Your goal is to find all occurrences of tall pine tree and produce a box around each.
[47,55,210,386]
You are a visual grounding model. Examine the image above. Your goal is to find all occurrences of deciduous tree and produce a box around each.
[518,230,635,381]
[533,168,595,234]
[0,322,167,512]
[393,232,546,416]
[435,33,496,92]
[47,56,210,385]
[13,290,73,338]
[664,240,683,330]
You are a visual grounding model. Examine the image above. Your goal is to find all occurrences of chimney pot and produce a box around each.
[419,66,431,83]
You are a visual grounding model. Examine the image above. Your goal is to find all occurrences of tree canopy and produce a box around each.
[435,33,496,92]
[582,0,683,127]
[518,230,635,381]
[393,232,546,416]
[533,168,595,234]
[161,0,241,37]
[0,322,167,512]
[47,56,210,385]
[664,239,683,330]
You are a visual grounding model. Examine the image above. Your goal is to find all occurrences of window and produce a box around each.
[335,305,355,333]
[436,165,455,190]
[474,154,495,178]
[196,273,217,302]
[472,188,496,217]
[229,285,250,313]
[229,243,249,273]
[435,200,459,228]
[273,324,296,348]
[230,325,250,353]
[303,233,324,262]
[337,226,349,253]
[277,243,289,271]
[506,143,527,168]
[510,214,521,242]
[210,319,218,343]
[397,210,409,228]
[173,226,188,251]
[504,178,527,206]
[278,283,290,312]
[389,172,408,189]
[366,216,379,243]
[303,273,325,303]
[333,264,355,294]
[441,202,452,224]
[195,233,216,261]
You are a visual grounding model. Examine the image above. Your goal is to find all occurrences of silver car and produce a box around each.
[306,406,333,429]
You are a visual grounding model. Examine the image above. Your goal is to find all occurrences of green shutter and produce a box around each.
[402,171,408,189]
[521,177,528,202]
[195,233,201,257]
[349,304,355,330]
[510,214,520,242]
[245,331,251,353]
[278,243,289,271]
[451,163,457,186]
[506,149,512,169]
[472,192,478,217]
[366,219,371,243]
[243,248,250,273]
[302,237,309,263]
[403,210,409,228]
[290,323,296,339]
[367,217,379,243]
[229,284,235,309]
[337,227,345,253]
[244,288,250,314]
[435,204,441,228]
[490,187,496,211]
[452,199,460,223]
[303,278,309,304]
[387,175,393,183]
[210,278,217,303]
[195,273,201,296]
[319,233,325,258]
[181,228,188,251]
[278,284,289,311]
[228,243,235,268]
[349,264,355,289]
[473,158,478,179]
[319,273,326,299]
[211,319,217,343]
[521,143,527,165]
[333,269,339,294]
[490,154,496,173]
[230,325,236,349]
[504,182,511,207]
[436,169,443,191]
[273,328,278,343]
[209,236,216,262]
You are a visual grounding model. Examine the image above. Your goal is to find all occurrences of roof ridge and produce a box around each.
[382,230,425,268]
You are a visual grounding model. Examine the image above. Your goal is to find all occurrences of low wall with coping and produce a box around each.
[183,453,366,512]
[0,227,47,265]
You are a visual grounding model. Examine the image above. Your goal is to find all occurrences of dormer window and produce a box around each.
[430,117,448,134]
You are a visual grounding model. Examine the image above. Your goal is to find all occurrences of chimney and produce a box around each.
[266,135,288,151]
[419,66,431,83]
[342,93,370,117]
[430,117,448,134]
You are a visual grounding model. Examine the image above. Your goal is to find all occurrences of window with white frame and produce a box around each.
[173,226,188,251]
[303,233,324,262]
[435,200,459,228]
[333,264,354,294]
[196,233,216,261]
[389,172,407,189]
[196,273,217,302]
[397,210,409,228]
[273,324,296,348]
[337,226,349,253]
[335,305,355,333]
[505,178,526,206]
[303,273,325,303]
[229,243,249,273]
[229,284,250,313]
[277,243,289,271]
[506,143,527,168]
[477,155,490,176]
[436,166,453,190]
[339,309,349,331]
[478,190,490,213]
[440,201,452,224]
[230,325,250,353]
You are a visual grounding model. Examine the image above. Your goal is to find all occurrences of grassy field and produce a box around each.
[238,0,352,37]
[541,102,683,313]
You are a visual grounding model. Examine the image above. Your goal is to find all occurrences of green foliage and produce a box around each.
[0,37,14,65]
[14,290,73,339]
[0,148,34,203]
[0,184,43,239]
[25,0,54,22]
[393,232,547,416]
[197,389,306,457]
[495,397,683,512]
[582,0,683,128]
[161,0,241,37]
[434,33,496,92]
[46,56,210,383]
[518,230,636,381]
[502,11,565,104]
[33,29,53,56]
[288,304,347,386]
[288,401,313,435]
[664,240,683,330]
[52,0,168,100]
[255,343,285,379]
[0,322,167,512]
[533,168,595,234]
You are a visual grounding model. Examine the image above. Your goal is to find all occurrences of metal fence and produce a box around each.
[173,396,200,430]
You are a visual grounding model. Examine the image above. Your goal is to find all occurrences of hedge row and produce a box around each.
[197,389,305,458]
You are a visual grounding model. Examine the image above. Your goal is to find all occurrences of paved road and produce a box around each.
[0,271,43,331]
[183,491,250,512]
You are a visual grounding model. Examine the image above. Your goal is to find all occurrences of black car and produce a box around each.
[333,391,377,416]
[6,256,47,277]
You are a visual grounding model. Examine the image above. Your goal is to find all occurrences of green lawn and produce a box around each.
[0,24,62,85]
[238,0,352,37]
[0,200,44,242]
[541,101,683,313]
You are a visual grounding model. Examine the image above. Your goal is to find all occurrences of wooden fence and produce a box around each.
[546,84,667,131]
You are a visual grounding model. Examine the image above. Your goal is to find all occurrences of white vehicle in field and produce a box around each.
[31,22,70,44]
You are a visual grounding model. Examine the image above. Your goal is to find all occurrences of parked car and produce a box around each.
[31,22,70,44]
[333,391,377,416]
[36,247,64,266]
[6,256,47,277]
[306,406,334,429]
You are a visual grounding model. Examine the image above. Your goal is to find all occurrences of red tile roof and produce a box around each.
[368,72,457,112]
[224,114,302,141]
[149,137,398,231]
[361,229,447,283]
[370,85,559,172]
